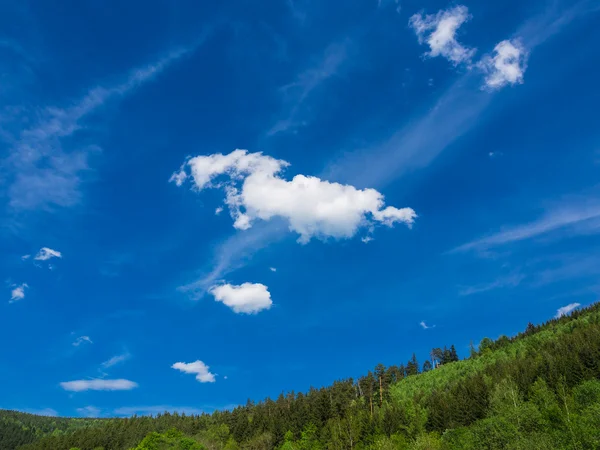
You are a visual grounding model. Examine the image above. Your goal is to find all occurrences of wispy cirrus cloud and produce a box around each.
[2,35,210,215]
[452,202,600,254]
[267,40,351,136]
[459,273,525,296]
[100,352,131,369]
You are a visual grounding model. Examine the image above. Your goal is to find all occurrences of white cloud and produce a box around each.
[34,247,62,261]
[72,336,93,347]
[479,39,528,90]
[171,360,216,383]
[172,150,416,244]
[21,254,30,260]
[60,379,138,392]
[10,283,28,302]
[420,321,435,329]
[215,206,224,215]
[176,3,590,300]
[409,5,476,65]
[555,302,580,318]
[361,236,374,243]
[269,267,277,272]
[209,282,273,314]
[76,406,101,417]
[101,353,130,369]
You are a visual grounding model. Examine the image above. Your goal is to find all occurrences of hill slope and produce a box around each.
[6,303,600,449]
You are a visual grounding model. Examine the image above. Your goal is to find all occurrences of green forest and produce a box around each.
[3,303,600,450]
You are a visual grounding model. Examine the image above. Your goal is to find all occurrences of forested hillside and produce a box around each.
[5,303,600,450]
[0,411,105,449]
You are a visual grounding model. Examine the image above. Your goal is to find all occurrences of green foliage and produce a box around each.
[134,428,205,450]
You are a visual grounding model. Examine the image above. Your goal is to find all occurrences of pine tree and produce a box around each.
[449,345,459,362]
[406,354,419,376]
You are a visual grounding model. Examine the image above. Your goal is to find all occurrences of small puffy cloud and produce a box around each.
[60,379,138,392]
[21,254,30,261]
[361,236,374,243]
[479,39,528,90]
[76,406,101,417]
[172,360,216,383]
[420,321,435,329]
[72,336,93,347]
[555,302,580,319]
[409,5,476,66]
[172,150,416,244]
[209,282,273,314]
[10,283,28,302]
[215,206,224,215]
[269,267,277,272]
[34,247,62,261]
[101,353,130,369]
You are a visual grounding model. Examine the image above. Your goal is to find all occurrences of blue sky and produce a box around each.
[1,0,599,418]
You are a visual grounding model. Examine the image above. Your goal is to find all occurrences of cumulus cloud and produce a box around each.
[269,267,277,272]
[101,353,130,369]
[555,302,580,318]
[409,5,476,65]
[171,360,216,383]
[10,283,28,302]
[34,247,62,261]
[172,150,416,244]
[60,379,138,392]
[420,321,435,329]
[209,282,273,314]
[21,254,30,260]
[479,39,528,90]
[72,336,93,347]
